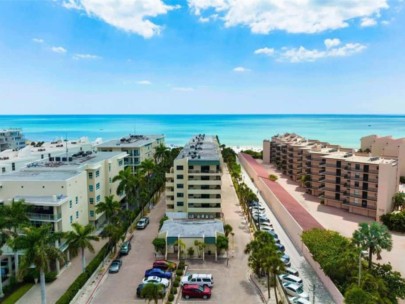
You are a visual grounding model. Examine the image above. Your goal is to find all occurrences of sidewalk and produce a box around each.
[16,238,108,304]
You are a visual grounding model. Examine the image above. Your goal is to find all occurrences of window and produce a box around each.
[89,198,94,204]
[69,200,72,208]
[189,166,194,170]
[108,163,111,172]
[177,202,184,207]
[96,170,100,177]
[76,211,79,219]
[90,210,95,217]
[1,168,5,173]
[177,193,184,198]
[88,172,93,179]
[12,163,15,171]
[96,182,100,190]
[177,174,184,179]
[75,196,78,204]
[177,184,184,189]
[89,185,94,192]
[355,164,360,170]
[70,216,73,224]
[96,195,101,202]
[118,160,123,166]
[109,178,112,184]
[176,165,184,170]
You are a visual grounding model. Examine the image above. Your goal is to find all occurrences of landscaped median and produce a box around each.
[1,283,33,304]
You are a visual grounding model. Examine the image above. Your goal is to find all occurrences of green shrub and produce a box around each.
[173,281,179,288]
[152,238,166,254]
[178,261,185,269]
[45,271,58,283]
[268,174,278,181]
[2,283,33,304]
[381,211,405,232]
[171,286,177,294]
[168,294,174,301]
[175,269,183,276]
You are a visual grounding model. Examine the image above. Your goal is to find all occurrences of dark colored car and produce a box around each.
[145,268,172,280]
[152,260,177,271]
[276,243,285,252]
[249,201,260,207]
[182,284,211,300]
[136,217,150,230]
[120,241,132,256]
[109,259,122,273]
[136,283,166,298]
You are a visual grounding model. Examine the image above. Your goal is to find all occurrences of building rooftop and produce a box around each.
[160,219,224,238]
[176,134,220,161]
[97,134,164,149]
[323,152,397,165]
[12,195,69,206]
[0,169,80,181]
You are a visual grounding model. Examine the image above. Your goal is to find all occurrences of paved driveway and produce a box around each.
[91,196,166,304]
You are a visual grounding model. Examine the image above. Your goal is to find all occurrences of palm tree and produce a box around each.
[66,223,99,273]
[101,224,124,253]
[17,225,64,304]
[0,199,30,275]
[224,224,233,238]
[352,222,393,269]
[141,283,164,304]
[113,167,136,209]
[140,159,156,211]
[174,239,186,260]
[96,195,121,224]
[154,143,169,164]
[266,249,285,303]
[392,192,405,211]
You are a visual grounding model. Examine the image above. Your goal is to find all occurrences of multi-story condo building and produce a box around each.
[0,137,95,175]
[264,133,399,219]
[97,134,164,172]
[0,128,26,152]
[166,134,223,219]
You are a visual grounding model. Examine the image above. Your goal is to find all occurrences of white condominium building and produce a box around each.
[0,128,26,152]
[97,134,165,172]
[166,134,223,219]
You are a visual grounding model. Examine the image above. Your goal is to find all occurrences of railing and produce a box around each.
[27,212,62,221]
[188,170,221,174]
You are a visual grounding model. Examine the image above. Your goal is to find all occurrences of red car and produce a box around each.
[182,284,211,300]
[152,260,177,271]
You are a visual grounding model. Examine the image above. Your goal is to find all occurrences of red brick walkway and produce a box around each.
[240,153,323,231]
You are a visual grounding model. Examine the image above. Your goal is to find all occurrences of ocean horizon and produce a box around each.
[1,114,405,149]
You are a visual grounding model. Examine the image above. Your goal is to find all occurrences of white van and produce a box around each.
[181,273,214,288]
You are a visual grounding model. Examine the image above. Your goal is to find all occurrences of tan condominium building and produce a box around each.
[263,133,399,219]
[166,134,223,219]
[0,150,127,234]
[0,128,26,152]
[97,134,165,172]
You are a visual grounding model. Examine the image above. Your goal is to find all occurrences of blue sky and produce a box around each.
[0,0,404,114]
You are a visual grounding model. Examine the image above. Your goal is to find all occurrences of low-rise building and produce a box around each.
[166,134,223,219]
[264,133,399,219]
[97,134,164,172]
[0,128,26,152]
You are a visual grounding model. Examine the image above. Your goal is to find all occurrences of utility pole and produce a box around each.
[311,283,316,304]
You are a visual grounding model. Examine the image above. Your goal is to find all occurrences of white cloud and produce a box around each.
[62,0,179,38]
[280,41,366,63]
[254,47,275,56]
[324,38,341,49]
[233,66,250,72]
[73,53,101,60]
[187,0,389,34]
[32,38,44,44]
[51,46,67,54]
[172,87,194,92]
[361,17,377,27]
[137,80,152,85]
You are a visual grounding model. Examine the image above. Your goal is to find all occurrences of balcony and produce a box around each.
[188,188,221,195]
[188,170,221,175]
[27,212,62,222]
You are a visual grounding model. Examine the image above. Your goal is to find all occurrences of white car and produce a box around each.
[249,205,266,212]
[260,226,274,232]
[181,273,214,288]
[142,276,170,288]
[282,283,309,300]
[279,274,303,287]
[289,296,311,304]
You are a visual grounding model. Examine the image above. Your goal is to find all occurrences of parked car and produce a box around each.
[108,259,122,273]
[250,205,266,212]
[142,276,170,288]
[285,267,299,277]
[276,243,285,252]
[289,296,311,304]
[145,268,172,280]
[266,230,278,239]
[254,217,271,224]
[182,284,211,300]
[251,210,266,217]
[282,283,309,300]
[181,273,214,288]
[249,201,260,207]
[260,226,274,232]
[281,254,291,267]
[153,260,177,271]
[136,217,150,230]
[136,283,166,298]
[279,274,303,287]
[259,222,273,228]
[119,241,132,255]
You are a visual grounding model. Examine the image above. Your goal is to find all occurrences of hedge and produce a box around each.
[381,211,405,232]
[2,283,34,304]
[55,243,110,304]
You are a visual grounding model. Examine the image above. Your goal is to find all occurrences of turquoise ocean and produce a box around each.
[1,115,405,148]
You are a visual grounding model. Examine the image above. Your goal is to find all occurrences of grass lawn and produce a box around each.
[2,283,34,304]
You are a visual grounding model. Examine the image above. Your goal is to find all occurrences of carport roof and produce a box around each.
[160,220,224,238]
